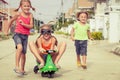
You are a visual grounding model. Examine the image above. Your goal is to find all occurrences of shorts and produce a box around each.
[13,33,28,54]
[74,40,88,56]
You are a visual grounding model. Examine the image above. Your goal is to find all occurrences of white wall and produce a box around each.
[109,6,120,43]
[103,15,109,39]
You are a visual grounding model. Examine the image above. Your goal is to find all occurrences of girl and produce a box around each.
[71,11,93,69]
[5,0,35,75]
[29,24,66,69]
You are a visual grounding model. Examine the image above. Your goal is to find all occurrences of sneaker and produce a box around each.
[38,64,44,69]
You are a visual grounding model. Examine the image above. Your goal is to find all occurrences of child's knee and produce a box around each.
[17,44,23,51]
[29,41,34,47]
[61,41,66,47]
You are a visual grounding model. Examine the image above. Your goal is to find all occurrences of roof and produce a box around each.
[78,0,94,8]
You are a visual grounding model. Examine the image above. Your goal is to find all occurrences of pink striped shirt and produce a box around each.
[15,15,30,35]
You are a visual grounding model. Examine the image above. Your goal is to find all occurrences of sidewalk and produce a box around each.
[0,33,120,80]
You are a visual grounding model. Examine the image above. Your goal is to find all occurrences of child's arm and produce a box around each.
[5,12,19,35]
[20,13,33,29]
[36,36,46,53]
[87,30,93,40]
[70,27,75,41]
[50,37,57,50]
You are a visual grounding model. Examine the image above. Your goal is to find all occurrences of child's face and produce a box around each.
[78,13,88,24]
[21,2,31,14]
[41,26,52,40]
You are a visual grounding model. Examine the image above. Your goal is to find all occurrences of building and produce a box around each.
[0,0,8,32]
[65,0,94,21]
[77,0,94,12]
[65,8,73,21]
[108,0,120,43]
[0,8,16,33]
[93,2,107,39]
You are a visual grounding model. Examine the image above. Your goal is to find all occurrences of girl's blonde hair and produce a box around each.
[14,0,35,12]
[36,24,58,46]
[40,24,52,30]
[39,24,52,35]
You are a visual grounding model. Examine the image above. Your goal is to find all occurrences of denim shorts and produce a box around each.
[74,40,88,56]
[13,33,28,54]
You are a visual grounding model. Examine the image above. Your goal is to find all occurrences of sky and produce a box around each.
[5,0,74,23]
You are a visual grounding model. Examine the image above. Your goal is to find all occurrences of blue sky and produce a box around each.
[6,0,74,23]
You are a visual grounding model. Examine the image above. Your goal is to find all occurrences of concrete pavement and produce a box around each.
[0,33,120,80]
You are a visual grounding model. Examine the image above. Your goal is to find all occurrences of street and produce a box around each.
[0,34,120,80]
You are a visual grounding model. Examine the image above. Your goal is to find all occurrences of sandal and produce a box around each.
[13,68,24,75]
[55,64,61,69]
[81,65,87,69]
[77,61,81,67]
[22,71,27,75]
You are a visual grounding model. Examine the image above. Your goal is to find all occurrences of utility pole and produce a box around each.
[73,0,76,20]
[61,0,64,24]
[37,13,41,33]
[56,12,60,29]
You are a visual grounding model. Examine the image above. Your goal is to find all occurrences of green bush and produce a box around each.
[0,34,9,40]
[91,32,104,40]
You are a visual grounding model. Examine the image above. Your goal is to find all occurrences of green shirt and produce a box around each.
[73,22,90,40]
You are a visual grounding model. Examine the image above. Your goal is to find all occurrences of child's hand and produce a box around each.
[71,36,75,41]
[90,38,94,41]
[39,48,47,54]
[19,20,24,26]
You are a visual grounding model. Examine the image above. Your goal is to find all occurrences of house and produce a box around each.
[108,0,120,43]
[89,0,120,43]
[65,0,94,22]
[0,0,8,32]
[0,7,16,33]
[77,0,94,12]
[84,0,110,40]
[65,8,74,22]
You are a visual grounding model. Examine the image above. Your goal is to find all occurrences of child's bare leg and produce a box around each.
[77,54,81,67]
[77,55,81,62]
[81,55,87,65]
[51,53,57,62]
[29,41,44,65]
[21,54,26,73]
[54,42,66,65]
[15,44,22,70]
[81,55,87,69]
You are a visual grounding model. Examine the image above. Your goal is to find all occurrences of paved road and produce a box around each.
[0,34,120,80]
